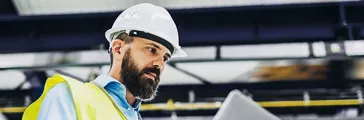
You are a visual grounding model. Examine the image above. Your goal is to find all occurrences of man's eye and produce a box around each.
[148,47,157,53]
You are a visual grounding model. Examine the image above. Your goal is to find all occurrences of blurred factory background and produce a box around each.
[3,0,364,120]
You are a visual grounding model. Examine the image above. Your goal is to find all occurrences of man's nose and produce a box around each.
[152,57,164,71]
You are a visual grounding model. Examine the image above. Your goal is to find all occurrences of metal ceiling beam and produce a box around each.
[3,2,364,53]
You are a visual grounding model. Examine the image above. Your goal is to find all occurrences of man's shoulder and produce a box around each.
[37,82,77,120]
[46,82,72,98]
[40,81,75,108]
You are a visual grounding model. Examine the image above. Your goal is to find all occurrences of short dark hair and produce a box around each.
[110,32,134,66]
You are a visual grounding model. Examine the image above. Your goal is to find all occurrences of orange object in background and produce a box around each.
[252,64,328,81]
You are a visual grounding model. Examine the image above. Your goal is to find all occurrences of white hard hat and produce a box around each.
[105,3,187,57]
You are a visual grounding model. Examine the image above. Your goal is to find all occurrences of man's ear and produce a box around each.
[111,39,127,59]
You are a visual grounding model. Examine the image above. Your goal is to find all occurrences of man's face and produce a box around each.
[119,37,171,101]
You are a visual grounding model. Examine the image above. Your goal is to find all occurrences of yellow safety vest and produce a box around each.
[22,74,127,120]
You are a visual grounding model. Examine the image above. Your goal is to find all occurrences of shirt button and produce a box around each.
[128,107,131,111]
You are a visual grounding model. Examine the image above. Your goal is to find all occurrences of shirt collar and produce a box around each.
[92,74,141,110]
[93,74,121,88]
[134,99,142,111]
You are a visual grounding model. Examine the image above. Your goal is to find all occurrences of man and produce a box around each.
[22,3,187,120]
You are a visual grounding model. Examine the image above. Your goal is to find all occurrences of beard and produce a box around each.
[120,49,161,101]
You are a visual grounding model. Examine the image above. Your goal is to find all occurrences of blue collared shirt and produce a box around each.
[37,75,141,120]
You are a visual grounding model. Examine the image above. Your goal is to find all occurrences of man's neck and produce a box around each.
[108,70,136,107]
[125,90,136,106]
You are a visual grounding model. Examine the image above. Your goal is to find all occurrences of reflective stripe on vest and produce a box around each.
[22,74,127,120]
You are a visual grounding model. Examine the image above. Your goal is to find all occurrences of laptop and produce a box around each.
[213,90,280,120]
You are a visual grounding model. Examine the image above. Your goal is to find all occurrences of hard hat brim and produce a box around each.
[173,48,187,57]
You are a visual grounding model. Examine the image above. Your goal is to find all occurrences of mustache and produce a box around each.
[139,65,160,78]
